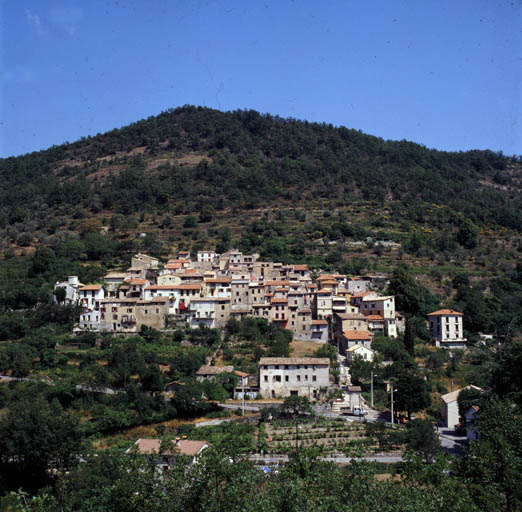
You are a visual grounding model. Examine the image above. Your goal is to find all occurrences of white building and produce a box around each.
[440,385,482,429]
[346,344,374,364]
[53,276,84,305]
[79,309,101,331]
[78,284,105,311]
[258,357,330,399]
[197,251,217,263]
[427,309,466,348]
[188,298,218,328]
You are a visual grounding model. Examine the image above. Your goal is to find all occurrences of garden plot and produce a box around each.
[262,418,404,457]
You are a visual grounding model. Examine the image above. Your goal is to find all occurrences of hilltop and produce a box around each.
[0,106,521,300]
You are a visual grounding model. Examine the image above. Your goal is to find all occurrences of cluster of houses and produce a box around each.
[55,251,467,351]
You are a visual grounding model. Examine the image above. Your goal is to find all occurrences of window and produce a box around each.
[305,375,308,381]
[312,375,317,382]
[285,375,289,382]
[264,376,268,382]
[297,375,301,382]
[273,375,281,382]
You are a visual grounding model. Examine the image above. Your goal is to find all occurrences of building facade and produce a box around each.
[258,357,329,399]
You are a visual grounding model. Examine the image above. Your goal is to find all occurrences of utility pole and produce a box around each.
[241,376,245,416]
[370,371,374,408]
[390,385,394,425]
[385,379,396,424]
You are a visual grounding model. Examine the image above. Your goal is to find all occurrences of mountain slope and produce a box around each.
[1,106,521,226]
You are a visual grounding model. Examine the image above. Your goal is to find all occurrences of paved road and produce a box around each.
[218,402,261,412]
[194,417,238,428]
[0,375,123,395]
[438,427,467,455]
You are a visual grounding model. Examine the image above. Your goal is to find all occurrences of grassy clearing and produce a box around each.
[290,339,323,357]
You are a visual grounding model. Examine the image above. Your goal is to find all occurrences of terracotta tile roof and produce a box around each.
[342,330,373,340]
[266,280,290,286]
[271,298,288,304]
[129,439,208,457]
[427,309,463,316]
[320,279,338,285]
[205,277,232,283]
[366,314,384,321]
[259,357,330,366]
[174,284,202,290]
[234,370,249,378]
[145,285,177,290]
[165,263,182,269]
[311,319,328,325]
[317,288,332,294]
[351,291,372,298]
[129,278,147,285]
[80,284,103,291]
[293,264,309,271]
[337,313,366,320]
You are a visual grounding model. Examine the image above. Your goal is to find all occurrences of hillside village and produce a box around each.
[53,251,468,403]
[57,250,465,350]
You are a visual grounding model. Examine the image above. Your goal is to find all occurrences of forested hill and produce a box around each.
[1,105,521,239]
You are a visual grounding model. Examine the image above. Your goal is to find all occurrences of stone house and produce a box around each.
[196,365,234,382]
[258,357,330,399]
[131,253,159,270]
[310,319,328,342]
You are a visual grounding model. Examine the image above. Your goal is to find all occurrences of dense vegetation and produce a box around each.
[1,106,521,227]
[0,106,522,509]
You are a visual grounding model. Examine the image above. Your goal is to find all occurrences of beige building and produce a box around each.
[361,295,397,338]
[100,297,169,332]
[131,253,159,270]
[314,289,333,320]
[258,357,330,399]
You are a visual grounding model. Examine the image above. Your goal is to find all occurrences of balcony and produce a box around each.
[121,315,136,324]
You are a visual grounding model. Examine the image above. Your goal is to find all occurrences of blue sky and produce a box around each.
[1,0,521,158]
